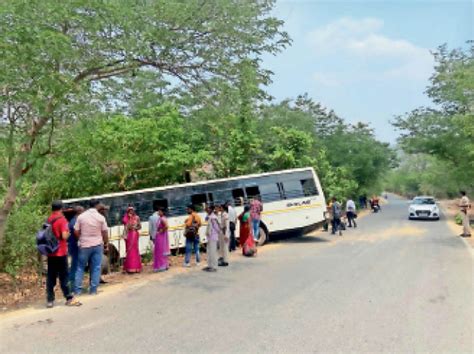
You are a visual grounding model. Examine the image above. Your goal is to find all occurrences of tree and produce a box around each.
[393,43,474,191]
[0,0,289,248]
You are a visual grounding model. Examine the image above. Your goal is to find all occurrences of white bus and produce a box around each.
[62,167,326,264]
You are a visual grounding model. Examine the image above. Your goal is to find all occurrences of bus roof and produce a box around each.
[62,167,316,203]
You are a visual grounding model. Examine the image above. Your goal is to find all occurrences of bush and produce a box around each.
[454,213,463,225]
[0,201,46,279]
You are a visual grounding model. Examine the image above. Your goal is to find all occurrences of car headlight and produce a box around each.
[409,207,415,213]
[432,206,439,212]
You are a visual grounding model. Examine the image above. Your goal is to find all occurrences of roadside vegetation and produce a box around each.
[387,43,473,199]
[0,1,393,280]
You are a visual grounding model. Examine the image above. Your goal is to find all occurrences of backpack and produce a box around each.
[36,217,61,256]
[184,214,199,239]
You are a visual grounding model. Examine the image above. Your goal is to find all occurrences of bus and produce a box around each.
[62,167,326,264]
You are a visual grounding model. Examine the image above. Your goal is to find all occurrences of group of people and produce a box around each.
[326,196,359,236]
[44,197,263,308]
[45,199,109,308]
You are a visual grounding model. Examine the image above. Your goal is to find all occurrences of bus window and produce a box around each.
[191,193,213,211]
[153,199,169,211]
[232,188,245,206]
[301,179,318,196]
[283,180,304,198]
[259,183,281,203]
[245,186,260,199]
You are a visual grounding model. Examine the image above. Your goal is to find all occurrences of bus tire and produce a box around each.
[257,224,269,246]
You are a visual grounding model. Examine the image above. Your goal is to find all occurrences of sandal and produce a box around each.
[65,297,82,307]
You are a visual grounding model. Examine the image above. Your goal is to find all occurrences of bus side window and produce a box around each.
[232,188,245,206]
[245,186,260,199]
[259,183,281,203]
[191,193,213,211]
[301,179,318,196]
[153,199,169,212]
[283,180,304,199]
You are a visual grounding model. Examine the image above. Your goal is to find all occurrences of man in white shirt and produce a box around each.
[459,191,471,237]
[226,202,237,251]
[346,198,357,228]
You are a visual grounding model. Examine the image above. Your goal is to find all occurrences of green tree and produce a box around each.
[33,105,209,201]
[393,43,474,191]
[0,0,289,248]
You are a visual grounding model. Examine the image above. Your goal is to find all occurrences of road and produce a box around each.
[1,195,473,353]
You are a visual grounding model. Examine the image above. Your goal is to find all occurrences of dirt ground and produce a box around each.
[439,199,473,248]
[0,252,205,312]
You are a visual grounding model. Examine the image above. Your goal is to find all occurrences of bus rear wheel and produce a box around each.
[256,226,268,246]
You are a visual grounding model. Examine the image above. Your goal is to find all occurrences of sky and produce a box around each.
[263,0,473,143]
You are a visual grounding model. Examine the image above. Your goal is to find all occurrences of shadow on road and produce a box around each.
[274,235,330,244]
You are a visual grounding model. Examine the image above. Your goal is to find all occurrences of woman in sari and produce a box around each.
[122,207,142,273]
[153,208,169,272]
[238,205,257,257]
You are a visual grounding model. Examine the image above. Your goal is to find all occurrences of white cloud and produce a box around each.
[307,17,384,55]
[306,17,434,84]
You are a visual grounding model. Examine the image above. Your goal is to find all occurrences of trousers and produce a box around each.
[218,233,229,263]
[207,239,218,269]
[47,256,73,302]
[462,211,471,235]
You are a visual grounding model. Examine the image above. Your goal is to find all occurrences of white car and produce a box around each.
[408,196,440,220]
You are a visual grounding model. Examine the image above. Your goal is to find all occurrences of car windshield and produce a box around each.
[412,198,435,205]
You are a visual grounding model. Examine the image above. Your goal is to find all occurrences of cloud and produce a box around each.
[306,17,434,84]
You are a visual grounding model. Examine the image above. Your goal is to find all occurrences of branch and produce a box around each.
[73,60,128,83]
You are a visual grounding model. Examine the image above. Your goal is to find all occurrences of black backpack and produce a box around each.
[36,217,61,255]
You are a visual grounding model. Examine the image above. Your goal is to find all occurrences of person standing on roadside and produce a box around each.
[68,206,84,286]
[217,205,230,267]
[250,196,263,242]
[203,205,219,272]
[153,208,170,272]
[148,202,160,243]
[184,205,202,267]
[74,199,109,295]
[46,201,81,308]
[226,201,237,252]
[331,197,343,236]
[346,198,357,228]
[459,191,471,237]
[122,206,143,274]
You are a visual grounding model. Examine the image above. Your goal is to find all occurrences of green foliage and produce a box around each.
[33,105,210,201]
[262,127,317,171]
[0,201,45,278]
[393,43,474,191]
[454,213,463,225]
[385,153,462,198]
[0,0,289,251]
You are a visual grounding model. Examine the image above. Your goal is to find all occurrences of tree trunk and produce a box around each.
[0,154,24,249]
[0,106,53,250]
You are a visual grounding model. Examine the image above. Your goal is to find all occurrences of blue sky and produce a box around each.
[263,0,473,143]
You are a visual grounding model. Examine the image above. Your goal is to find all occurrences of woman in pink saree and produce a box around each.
[153,208,170,272]
[123,207,142,273]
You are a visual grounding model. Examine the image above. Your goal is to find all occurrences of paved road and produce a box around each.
[1,195,473,353]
